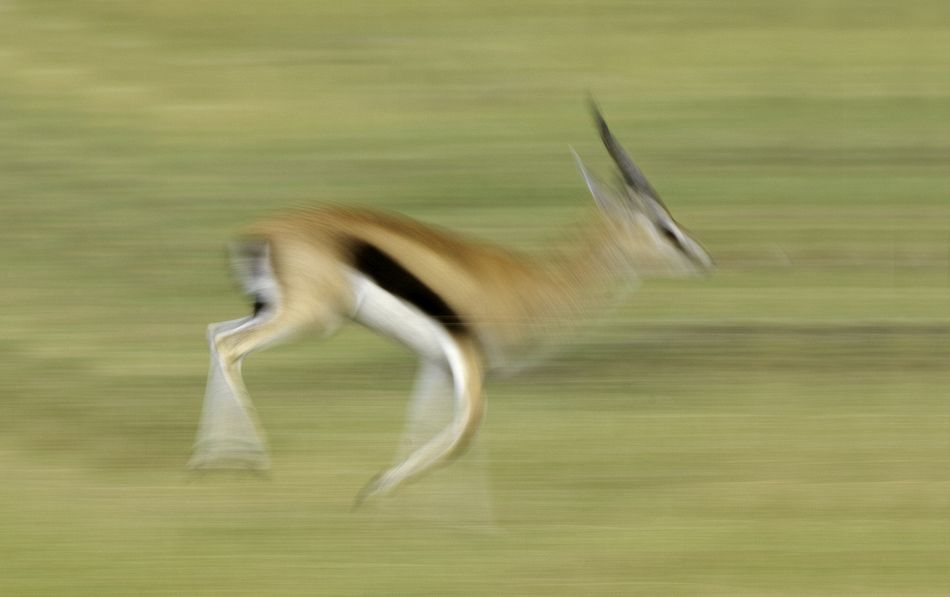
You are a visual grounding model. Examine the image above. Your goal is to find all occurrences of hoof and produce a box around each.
[188,440,271,474]
[352,471,387,511]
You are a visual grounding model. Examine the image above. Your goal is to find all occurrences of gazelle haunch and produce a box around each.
[188,104,713,506]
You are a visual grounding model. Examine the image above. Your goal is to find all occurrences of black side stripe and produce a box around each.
[349,240,468,335]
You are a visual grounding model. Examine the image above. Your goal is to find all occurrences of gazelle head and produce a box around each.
[573,104,714,277]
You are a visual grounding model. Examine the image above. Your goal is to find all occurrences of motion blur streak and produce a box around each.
[1,1,949,595]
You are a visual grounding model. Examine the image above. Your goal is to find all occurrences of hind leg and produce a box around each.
[189,316,266,470]
[189,302,342,471]
[190,236,350,471]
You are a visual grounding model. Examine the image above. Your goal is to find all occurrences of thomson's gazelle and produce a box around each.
[189,105,713,505]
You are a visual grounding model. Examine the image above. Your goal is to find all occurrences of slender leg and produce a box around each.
[386,359,495,528]
[189,306,337,471]
[397,360,454,459]
[189,317,270,471]
[355,333,485,506]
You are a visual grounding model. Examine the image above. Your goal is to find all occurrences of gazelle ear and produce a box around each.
[621,185,664,224]
[571,147,626,216]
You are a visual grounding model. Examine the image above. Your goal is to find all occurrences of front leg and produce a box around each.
[384,358,496,525]
[397,360,454,459]
[355,333,485,506]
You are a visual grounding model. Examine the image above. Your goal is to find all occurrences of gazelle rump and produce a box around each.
[188,104,713,505]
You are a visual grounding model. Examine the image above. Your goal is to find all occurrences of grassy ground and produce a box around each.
[2,0,950,594]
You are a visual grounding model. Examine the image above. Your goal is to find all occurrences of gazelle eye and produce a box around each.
[661,226,687,253]
[660,226,678,244]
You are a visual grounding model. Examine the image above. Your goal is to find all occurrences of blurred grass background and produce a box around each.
[2,0,950,594]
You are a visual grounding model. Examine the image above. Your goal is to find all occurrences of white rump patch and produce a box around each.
[229,240,281,312]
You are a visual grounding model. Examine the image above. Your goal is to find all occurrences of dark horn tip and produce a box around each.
[586,96,611,138]
[586,93,600,115]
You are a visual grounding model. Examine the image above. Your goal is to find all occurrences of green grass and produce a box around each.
[2,1,950,594]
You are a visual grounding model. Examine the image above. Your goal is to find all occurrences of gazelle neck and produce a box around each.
[540,209,637,304]
[493,210,637,365]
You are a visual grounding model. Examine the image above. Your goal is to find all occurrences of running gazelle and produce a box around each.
[189,104,713,505]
